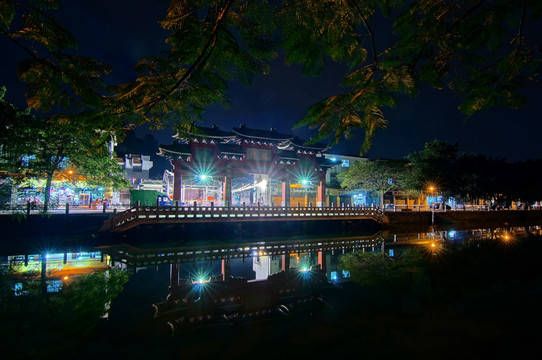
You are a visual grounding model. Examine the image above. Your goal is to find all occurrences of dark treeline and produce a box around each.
[406,140,542,207]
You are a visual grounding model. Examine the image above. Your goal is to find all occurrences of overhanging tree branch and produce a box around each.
[128,0,234,116]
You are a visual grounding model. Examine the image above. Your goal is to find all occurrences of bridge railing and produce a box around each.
[104,203,383,231]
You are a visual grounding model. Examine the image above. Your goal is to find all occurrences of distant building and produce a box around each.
[114,154,155,206]
[116,154,153,187]
[322,154,380,206]
[323,154,368,188]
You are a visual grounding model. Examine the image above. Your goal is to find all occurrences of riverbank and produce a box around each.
[1,210,542,248]
[383,209,542,227]
[0,213,110,253]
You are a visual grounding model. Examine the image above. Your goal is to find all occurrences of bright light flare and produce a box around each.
[425,241,444,256]
[257,180,267,190]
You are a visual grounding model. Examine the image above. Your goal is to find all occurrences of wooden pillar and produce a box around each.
[170,263,179,289]
[41,254,47,294]
[281,252,290,272]
[223,174,232,206]
[281,179,291,207]
[168,263,180,301]
[173,161,182,202]
[221,258,231,281]
[318,250,327,273]
[317,176,326,207]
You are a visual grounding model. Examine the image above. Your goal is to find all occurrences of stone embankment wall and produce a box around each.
[0,213,109,241]
[383,210,542,226]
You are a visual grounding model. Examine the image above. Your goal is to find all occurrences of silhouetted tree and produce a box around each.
[2,1,540,153]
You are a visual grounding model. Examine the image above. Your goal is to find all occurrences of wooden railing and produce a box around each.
[101,203,384,232]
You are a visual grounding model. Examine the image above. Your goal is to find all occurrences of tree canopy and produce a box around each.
[339,158,406,206]
[405,139,542,206]
[1,0,541,153]
[0,87,129,210]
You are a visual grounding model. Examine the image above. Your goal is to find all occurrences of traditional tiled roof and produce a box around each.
[275,149,299,165]
[233,125,293,142]
[290,137,329,152]
[217,143,245,160]
[160,126,330,163]
[175,125,236,142]
[276,150,299,161]
[158,143,192,160]
[217,143,244,155]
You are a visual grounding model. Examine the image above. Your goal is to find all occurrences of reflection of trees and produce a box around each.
[0,269,129,360]
[341,249,428,291]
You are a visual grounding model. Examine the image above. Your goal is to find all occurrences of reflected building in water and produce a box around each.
[2,225,541,319]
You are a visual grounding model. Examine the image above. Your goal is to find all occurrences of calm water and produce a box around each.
[2,225,542,359]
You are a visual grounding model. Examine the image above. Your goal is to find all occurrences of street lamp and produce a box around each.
[428,185,436,225]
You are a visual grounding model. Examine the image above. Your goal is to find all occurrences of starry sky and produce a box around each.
[2,0,541,178]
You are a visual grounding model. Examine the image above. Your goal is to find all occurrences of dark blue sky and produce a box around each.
[2,0,541,175]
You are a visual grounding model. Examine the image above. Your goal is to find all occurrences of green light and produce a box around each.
[301,179,309,185]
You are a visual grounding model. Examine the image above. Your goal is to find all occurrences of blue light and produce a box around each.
[448,231,456,238]
[330,157,337,162]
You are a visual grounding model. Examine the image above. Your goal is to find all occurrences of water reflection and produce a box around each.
[3,225,541,297]
[2,225,541,358]
[156,267,330,335]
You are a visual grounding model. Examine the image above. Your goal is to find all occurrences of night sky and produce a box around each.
[2,0,541,178]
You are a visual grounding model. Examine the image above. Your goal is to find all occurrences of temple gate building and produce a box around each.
[158,125,334,207]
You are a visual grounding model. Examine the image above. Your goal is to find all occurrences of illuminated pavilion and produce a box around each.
[158,125,334,207]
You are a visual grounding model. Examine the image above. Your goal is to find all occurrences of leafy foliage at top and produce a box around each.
[1,0,541,153]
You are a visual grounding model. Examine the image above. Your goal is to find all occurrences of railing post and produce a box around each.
[65,203,70,215]
[175,202,179,218]
[211,201,214,217]
[103,202,106,214]
[27,201,31,215]
[242,202,246,217]
[193,201,197,217]
[257,202,260,217]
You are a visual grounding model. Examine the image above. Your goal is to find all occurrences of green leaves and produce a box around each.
[14,9,76,51]
[2,0,541,155]
[0,0,15,29]
[339,158,406,206]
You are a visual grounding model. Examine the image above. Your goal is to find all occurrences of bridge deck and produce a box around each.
[101,205,383,232]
